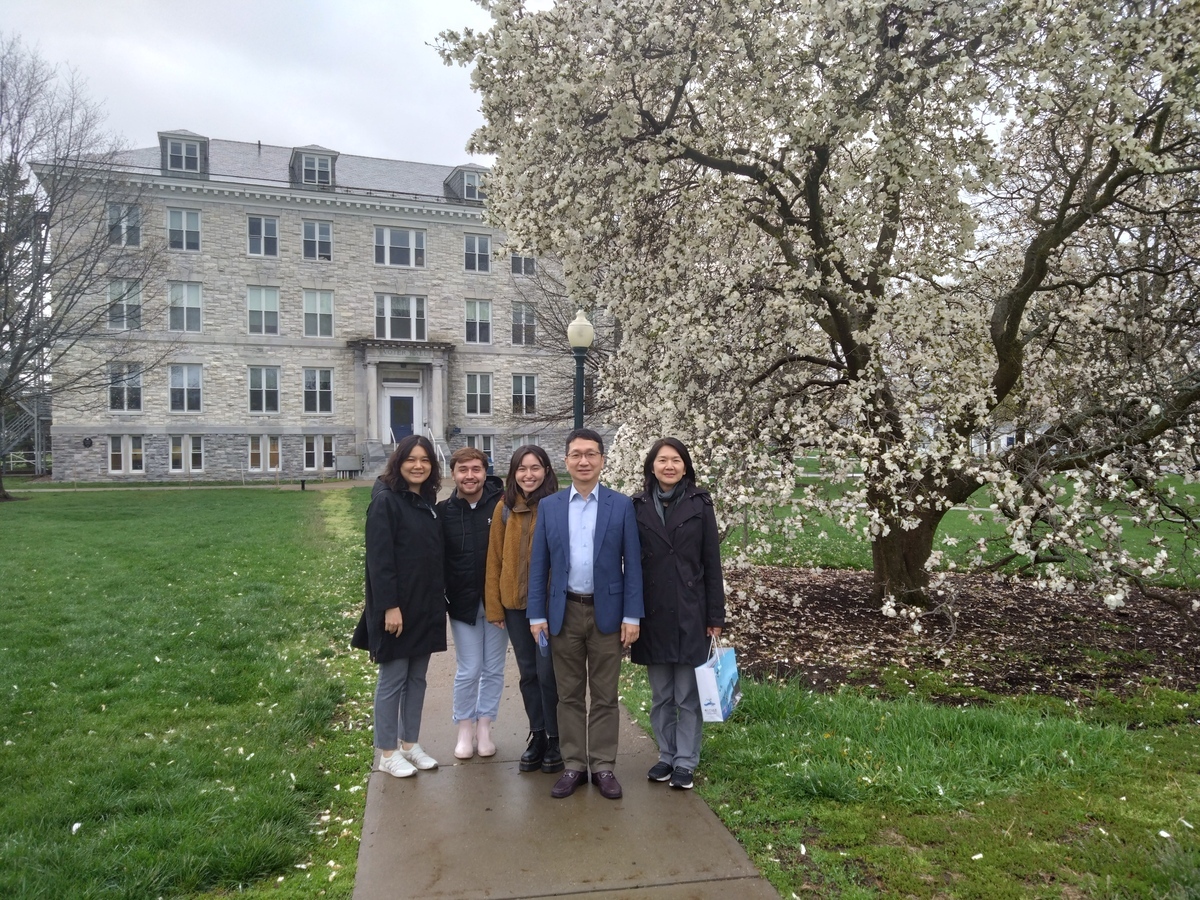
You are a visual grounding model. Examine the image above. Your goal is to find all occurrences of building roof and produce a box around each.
[114,136,484,202]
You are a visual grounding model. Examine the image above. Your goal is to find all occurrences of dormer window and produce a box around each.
[463,171,485,200]
[168,140,200,172]
[303,155,331,185]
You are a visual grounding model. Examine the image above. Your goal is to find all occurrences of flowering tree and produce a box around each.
[442,0,1200,615]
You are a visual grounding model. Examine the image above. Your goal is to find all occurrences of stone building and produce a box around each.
[49,130,577,482]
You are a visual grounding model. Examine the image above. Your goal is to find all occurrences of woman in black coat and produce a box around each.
[631,437,725,790]
[355,434,447,779]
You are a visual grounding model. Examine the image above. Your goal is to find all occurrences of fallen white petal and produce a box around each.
[971,853,983,860]
[72,823,82,835]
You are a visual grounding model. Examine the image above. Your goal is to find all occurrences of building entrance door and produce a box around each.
[381,385,423,445]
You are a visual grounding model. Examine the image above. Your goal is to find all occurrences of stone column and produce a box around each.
[430,357,446,440]
[366,361,379,441]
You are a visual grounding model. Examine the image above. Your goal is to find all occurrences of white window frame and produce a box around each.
[108,435,145,474]
[302,154,331,185]
[512,301,536,346]
[169,364,203,413]
[168,139,200,172]
[167,208,200,251]
[247,215,278,257]
[170,435,204,473]
[249,366,281,414]
[510,253,535,276]
[463,171,485,200]
[304,435,336,471]
[248,435,281,472]
[465,434,494,471]
[465,300,492,344]
[247,286,280,335]
[303,368,333,414]
[466,373,492,416]
[465,234,491,272]
[512,374,537,416]
[303,289,334,338]
[168,282,202,333]
[108,203,141,247]
[511,433,541,448]
[374,227,426,268]
[107,280,141,331]
[109,363,142,412]
[375,294,426,341]
[303,220,332,261]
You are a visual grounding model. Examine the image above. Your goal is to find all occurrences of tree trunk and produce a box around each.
[0,468,14,502]
[870,512,943,606]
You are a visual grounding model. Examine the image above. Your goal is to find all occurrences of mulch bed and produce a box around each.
[723,567,1200,704]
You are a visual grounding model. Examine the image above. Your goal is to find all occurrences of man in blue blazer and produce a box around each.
[529,428,644,799]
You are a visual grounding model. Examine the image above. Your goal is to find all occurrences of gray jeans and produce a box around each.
[374,654,431,749]
[647,662,703,770]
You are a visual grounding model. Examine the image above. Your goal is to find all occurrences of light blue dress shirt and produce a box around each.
[566,484,598,593]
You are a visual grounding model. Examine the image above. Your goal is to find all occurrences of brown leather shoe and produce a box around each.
[550,769,587,799]
[590,770,623,799]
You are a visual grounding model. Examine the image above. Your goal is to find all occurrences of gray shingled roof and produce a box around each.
[115,136,484,201]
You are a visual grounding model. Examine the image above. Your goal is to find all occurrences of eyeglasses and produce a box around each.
[565,451,602,462]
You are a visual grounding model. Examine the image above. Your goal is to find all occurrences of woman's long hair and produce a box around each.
[642,437,697,497]
[381,434,441,504]
[504,444,559,510]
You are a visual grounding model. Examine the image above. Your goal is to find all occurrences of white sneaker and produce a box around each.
[399,743,438,770]
[378,752,417,778]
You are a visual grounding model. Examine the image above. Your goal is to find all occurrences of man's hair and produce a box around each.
[450,446,489,470]
[564,427,605,456]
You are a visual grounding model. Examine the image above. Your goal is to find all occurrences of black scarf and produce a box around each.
[653,482,682,527]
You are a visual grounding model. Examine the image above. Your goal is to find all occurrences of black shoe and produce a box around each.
[541,735,565,773]
[550,768,586,798]
[647,761,673,782]
[519,730,547,773]
[669,766,694,789]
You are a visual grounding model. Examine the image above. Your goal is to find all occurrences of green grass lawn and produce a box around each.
[0,488,377,899]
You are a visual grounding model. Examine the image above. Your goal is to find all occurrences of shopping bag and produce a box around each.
[695,640,741,722]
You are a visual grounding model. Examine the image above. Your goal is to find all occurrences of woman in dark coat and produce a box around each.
[355,434,446,778]
[631,437,725,790]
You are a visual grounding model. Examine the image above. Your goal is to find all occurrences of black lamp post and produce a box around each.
[566,310,595,430]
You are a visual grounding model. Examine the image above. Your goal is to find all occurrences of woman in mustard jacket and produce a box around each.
[484,444,562,774]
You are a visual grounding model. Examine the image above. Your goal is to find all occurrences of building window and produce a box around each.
[465,234,490,272]
[303,290,333,337]
[107,280,141,331]
[510,253,535,276]
[466,373,492,415]
[247,286,279,335]
[248,435,281,472]
[374,227,426,267]
[513,374,537,416]
[303,368,333,413]
[167,139,200,172]
[248,216,278,256]
[465,300,491,344]
[465,434,494,472]
[109,363,142,411]
[249,366,280,413]
[170,435,204,472]
[169,364,202,412]
[375,294,426,341]
[168,282,202,332]
[108,436,143,473]
[108,204,141,247]
[303,221,332,260]
[512,302,536,346]
[167,209,200,251]
[303,154,331,185]
[511,433,540,448]
[463,171,485,200]
[304,435,335,470]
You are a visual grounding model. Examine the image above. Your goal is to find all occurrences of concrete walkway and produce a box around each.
[353,633,778,900]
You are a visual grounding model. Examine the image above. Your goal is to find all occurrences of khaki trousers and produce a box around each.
[550,598,623,771]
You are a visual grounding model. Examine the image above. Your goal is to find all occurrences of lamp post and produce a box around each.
[566,310,594,430]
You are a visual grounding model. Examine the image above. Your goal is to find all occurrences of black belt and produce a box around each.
[566,591,594,605]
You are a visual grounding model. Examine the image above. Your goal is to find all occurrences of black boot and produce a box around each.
[541,735,565,774]
[519,730,548,773]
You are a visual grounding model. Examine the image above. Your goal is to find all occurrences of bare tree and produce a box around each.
[0,34,166,499]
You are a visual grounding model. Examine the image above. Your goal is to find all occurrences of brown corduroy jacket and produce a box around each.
[484,496,541,623]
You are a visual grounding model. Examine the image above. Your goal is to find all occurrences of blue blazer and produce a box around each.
[527,484,644,635]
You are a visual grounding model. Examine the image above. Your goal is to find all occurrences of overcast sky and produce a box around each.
[1,0,497,165]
